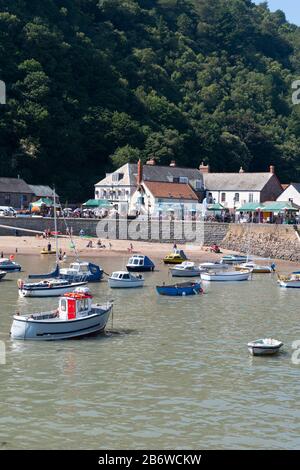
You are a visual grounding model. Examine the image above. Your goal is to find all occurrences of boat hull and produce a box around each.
[278,280,300,288]
[0,265,21,272]
[108,278,144,288]
[170,268,201,277]
[126,266,154,272]
[201,271,251,281]
[19,281,88,298]
[248,346,282,356]
[0,271,6,280]
[156,282,201,296]
[163,259,185,265]
[10,307,112,341]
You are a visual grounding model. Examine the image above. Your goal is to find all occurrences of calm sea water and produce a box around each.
[0,254,300,450]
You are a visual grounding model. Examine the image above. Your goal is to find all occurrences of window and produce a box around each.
[179,176,188,184]
[234,193,239,203]
[4,195,10,205]
[221,193,226,202]
[112,173,119,182]
[249,193,254,203]
[95,190,99,198]
[60,299,67,312]
[23,195,27,202]
[195,180,203,190]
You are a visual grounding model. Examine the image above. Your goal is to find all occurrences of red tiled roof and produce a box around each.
[144,181,198,200]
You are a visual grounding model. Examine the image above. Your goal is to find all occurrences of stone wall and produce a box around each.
[0,216,229,245]
[222,223,300,261]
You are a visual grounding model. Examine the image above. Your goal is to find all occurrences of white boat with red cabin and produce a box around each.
[10,287,113,340]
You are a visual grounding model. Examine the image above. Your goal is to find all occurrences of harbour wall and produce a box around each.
[221,223,300,262]
[0,216,228,245]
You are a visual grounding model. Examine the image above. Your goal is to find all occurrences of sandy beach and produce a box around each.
[0,235,297,272]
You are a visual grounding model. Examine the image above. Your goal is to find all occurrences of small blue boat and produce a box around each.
[156,281,202,296]
[127,255,155,272]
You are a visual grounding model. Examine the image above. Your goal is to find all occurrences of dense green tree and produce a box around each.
[0,0,300,201]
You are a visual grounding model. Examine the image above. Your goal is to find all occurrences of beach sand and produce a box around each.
[0,235,297,272]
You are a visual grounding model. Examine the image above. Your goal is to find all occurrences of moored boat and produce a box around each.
[163,250,188,265]
[126,255,155,272]
[248,338,283,356]
[278,273,300,288]
[0,257,21,272]
[221,255,248,265]
[17,278,88,298]
[199,261,229,270]
[170,261,202,277]
[235,262,275,273]
[40,249,56,255]
[156,281,202,296]
[59,261,103,282]
[10,287,113,340]
[201,270,252,282]
[0,270,7,281]
[108,271,144,288]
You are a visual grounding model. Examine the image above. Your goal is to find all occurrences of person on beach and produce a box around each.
[47,242,52,252]
[0,251,3,258]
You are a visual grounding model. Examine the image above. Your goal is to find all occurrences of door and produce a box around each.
[67,299,76,319]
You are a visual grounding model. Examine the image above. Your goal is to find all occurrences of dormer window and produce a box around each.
[179,177,188,184]
[195,180,203,190]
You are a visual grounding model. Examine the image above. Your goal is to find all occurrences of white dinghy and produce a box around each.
[248,338,283,356]
[18,278,88,298]
[201,269,252,282]
[108,271,144,288]
[199,261,229,270]
[10,287,112,341]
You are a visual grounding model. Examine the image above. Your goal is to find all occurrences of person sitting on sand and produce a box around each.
[86,240,93,248]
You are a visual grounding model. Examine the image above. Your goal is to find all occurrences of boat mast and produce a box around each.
[53,187,59,264]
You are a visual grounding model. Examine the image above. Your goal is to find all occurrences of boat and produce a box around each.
[10,287,113,340]
[277,273,300,288]
[0,270,7,281]
[199,261,229,270]
[163,250,188,265]
[220,255,248,265]
[108,271,144,288]
[0,257,21,272]
[126,255,155,272]
[17,278,88,298]
[201,270,252,282]
[59,261,103,282]
[40,248,56,255]
[156,281,202,296]
[247,338,283,356]
[170,261,202,277]
[28,264,60,280]
[235,262,276,273]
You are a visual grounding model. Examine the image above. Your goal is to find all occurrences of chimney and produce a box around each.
[270,165,275,174]
[137,159,143,184]
[239,166,244,173]
[146,158,156,166]
[199,162,210,173]
[169,160,176,167]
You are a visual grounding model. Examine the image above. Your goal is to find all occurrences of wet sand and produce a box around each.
[0,235,297,272]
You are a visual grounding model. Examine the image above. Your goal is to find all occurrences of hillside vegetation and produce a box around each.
[0,0,300,200]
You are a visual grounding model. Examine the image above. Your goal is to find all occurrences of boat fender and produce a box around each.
[17,279,24,289]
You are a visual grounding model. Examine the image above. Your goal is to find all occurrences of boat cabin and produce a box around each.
[61,262,90,275]
[127,255,155,270]
[111,272,131,280]
[59,291,93,320]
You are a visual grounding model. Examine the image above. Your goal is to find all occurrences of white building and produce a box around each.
[202,166,283,210]
[130,180,200,216]
[94,159,204,213]
[277,183,300,206]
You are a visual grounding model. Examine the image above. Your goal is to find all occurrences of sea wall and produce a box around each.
[0,216,228,245]
[222,223,300,262]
